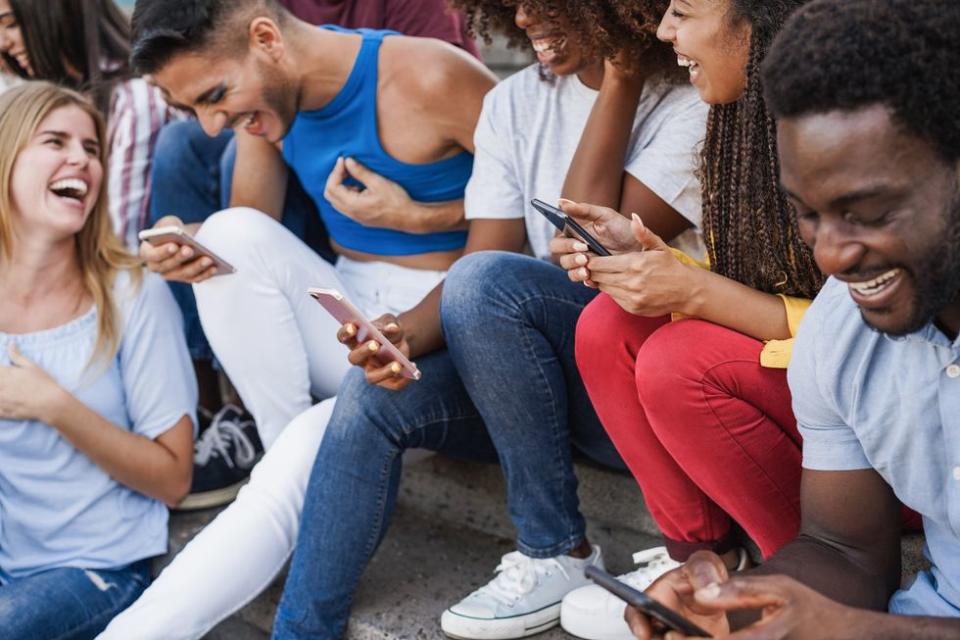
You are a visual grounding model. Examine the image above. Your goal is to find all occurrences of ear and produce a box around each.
[248,17,285,63]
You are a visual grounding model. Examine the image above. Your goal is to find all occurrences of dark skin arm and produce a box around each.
[560,58,693,244]
[628,469,960,639]
[337,218,526,390]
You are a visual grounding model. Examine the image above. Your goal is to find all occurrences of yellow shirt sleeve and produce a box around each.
[759,295,814,369]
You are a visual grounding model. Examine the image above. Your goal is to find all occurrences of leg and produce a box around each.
[97,400,337,640]
[193,208,351,446]
[576,295,738,559]
[1,562,150,640]
[273,352,497,639]
[636,319,801,559]
[442,252,616,559]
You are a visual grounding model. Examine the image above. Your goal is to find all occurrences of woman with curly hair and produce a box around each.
[556,1,824,637]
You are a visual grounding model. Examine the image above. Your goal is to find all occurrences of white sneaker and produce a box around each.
[560,547,681,640]
[441,546,603,640]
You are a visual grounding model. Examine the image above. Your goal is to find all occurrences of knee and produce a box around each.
[633,320,710,409]
[575,293,634,371]
[441,251,516,326]
[193,207,282,259]
[322,369,407,449]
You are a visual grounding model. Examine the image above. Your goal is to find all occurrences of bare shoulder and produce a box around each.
[381,36,497,103]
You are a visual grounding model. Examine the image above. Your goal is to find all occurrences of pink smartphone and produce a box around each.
[138,226,236,276]
[307,288,422,381]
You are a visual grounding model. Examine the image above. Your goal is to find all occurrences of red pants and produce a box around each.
[576,294,803,560]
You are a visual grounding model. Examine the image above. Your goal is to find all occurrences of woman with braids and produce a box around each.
[0,0,184,249]
[555,1,823,638]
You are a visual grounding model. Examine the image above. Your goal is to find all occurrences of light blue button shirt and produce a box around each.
[788,277,960,617]
[0,272,197,581]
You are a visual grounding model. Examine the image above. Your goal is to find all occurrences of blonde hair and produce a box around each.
[0,81,141,363]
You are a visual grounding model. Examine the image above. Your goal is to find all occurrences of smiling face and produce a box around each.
[779,106,960,337]
[9,104,103,241]
[151,18,298,143]
[514,3,594,77]
[657,0,750,104]
[0,0,32,76]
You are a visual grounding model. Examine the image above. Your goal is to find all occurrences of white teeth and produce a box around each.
[677,55,691,67]
[50,178,88,197]
[848,269,901,295]
[531,38,562,54]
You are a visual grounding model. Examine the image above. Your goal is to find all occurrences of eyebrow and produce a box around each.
[37,129,101,147]
[193,83,227,106]
[0,11,13,20]
[781,183,895,210]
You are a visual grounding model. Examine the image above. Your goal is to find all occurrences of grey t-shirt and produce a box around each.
[464,64,708,261]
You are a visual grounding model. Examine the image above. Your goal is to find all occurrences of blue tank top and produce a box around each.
[282,27,472,256]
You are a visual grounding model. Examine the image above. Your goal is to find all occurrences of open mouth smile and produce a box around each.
[49,177,89,205]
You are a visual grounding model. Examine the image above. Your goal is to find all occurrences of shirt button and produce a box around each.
[948,364,960,379]
[954,467,960,481]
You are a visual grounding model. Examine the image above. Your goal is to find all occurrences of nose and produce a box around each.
[811,219,867,276]
[197,109,227,138]
[65,140,90,167]
[514,4,534,29]
[657,8,677,43]
[0,30,10,52]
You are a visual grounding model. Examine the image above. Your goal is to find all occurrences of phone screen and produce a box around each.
[529,199,612,257]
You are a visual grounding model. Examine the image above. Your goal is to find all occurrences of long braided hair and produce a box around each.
[702,0,823,298]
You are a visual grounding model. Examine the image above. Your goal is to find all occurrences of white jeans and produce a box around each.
[98,208,445,639]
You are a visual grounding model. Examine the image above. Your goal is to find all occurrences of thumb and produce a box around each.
[344,157,385,187]
[8,342,33,368]
[632,214,669,251]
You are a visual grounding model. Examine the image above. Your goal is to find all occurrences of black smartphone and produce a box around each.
[584,565,712,638]
[530,199,612,257]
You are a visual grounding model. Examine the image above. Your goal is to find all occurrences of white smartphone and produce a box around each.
[307,288,422,381]
[138,226,236,276]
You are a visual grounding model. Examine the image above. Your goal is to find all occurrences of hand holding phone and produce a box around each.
[308,288,422,381]
[585,565,712,638]
[138,225,236,282]
[531,199,612,257]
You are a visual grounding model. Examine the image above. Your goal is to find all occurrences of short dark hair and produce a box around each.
[130,0,284,75]
[763,0,960,164]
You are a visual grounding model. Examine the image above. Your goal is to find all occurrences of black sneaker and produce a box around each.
[175,404,264,511]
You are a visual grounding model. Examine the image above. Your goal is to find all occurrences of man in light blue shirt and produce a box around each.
[623,1,960,638]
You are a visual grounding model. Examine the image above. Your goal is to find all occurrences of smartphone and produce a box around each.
[530,199,612,257]
[584,565,712,638]
[307,288,422,381]
[138,226,236,276]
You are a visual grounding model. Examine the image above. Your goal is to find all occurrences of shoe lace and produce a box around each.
[477,551,570,607]
[623,548,676,589]
[193,406,257,467]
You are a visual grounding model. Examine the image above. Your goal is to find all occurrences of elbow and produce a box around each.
[161,470,193,509]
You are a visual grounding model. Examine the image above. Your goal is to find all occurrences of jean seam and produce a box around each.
[509,296,582,556]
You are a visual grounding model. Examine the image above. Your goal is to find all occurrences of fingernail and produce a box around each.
[385,322,400,331]
[168,245,177,255]
[576,254,587,266]
[574,242,589,252]
[201,258,212,267]
[390,362,402,374]
[345,324,356,336]
[579,268,589,279]
[697,582,722,600]
[368,341,379,352]
[632,213,645,229]
[182,247,193,257]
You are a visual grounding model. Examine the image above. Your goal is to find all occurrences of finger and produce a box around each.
[625,605,654,640]
[558,251,591,272]
[139,241,177,265]
[582,254,635,275]
[337,322,359,346]
[559,199,615,225]
[153,215,184,228]
[631,214,670,252]
[152,245,198,274]
[344,157,386,187]
[694,576,789,612]
[326,156,348,189]
[348,340,381,367]
[365,360,406,386]
[186,265,220,284]
[7,342,31,368]
[684,551,729,591]
[549,235,590,256]
[167,256,214,282]
[380,322,405,347]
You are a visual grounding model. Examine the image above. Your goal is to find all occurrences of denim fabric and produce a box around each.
[148,120,333,361]
[442,252,624,557]
[0,560,151,640]
[272,251,623,639]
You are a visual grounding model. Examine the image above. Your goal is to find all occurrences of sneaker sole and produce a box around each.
[441,602,560,640]
[174,479,249,511]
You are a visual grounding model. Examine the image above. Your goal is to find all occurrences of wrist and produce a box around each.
[680,265,708,317]
[39,384,71,427]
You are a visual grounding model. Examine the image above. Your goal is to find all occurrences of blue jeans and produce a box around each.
[0,560,151,640]
[272,252,623,639]
[149,120,333,361]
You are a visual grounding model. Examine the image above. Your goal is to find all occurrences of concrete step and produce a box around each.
[164,453,927,639]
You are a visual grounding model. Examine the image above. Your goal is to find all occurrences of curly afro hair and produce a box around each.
[763,0,960,165]
[449,0,683,82]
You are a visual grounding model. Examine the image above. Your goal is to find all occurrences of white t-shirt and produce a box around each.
[465,65,708,260]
